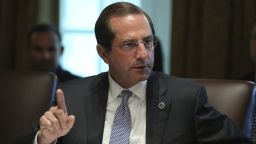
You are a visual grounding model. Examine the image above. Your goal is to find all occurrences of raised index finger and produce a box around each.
[56,89,67,114]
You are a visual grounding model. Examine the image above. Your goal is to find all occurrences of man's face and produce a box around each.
[99,14,154,88]
[29,32,63,72]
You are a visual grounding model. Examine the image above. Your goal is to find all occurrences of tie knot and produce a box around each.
[120,90,132,104]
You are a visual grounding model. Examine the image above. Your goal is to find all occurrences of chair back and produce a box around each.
[193,79,256,142]
[0,71,57,144]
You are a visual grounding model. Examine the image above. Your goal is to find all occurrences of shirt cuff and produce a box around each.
[33,131,57,144]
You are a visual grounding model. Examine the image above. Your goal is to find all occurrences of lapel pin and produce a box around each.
[158,101,165,109]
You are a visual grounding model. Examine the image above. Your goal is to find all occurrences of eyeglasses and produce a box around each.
[115,38,158,52]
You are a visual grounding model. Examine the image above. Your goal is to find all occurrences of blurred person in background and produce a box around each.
[27,24,81,83]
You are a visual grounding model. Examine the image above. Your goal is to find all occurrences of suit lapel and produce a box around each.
[86,72,172,144]
[146,72,171,144]
[87,73,109,144]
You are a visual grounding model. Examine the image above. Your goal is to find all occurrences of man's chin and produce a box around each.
[139,67,151,76]
[135,71,151,81]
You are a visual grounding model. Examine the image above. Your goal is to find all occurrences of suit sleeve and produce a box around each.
[194,86,252,144]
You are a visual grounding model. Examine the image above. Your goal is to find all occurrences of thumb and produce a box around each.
[67,115,75,129]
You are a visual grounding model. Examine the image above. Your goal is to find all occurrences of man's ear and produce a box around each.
[97,44,109,64]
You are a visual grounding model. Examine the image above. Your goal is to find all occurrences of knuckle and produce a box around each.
[39,116,50,127]
[56,109,64,115]
[51,118,59,124]
[44,111,52,116]
[39,116,45,123]
[49,106,58,111]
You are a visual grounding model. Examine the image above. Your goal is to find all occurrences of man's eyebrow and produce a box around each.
[142,35,154,40]
[119,39,137,45]
[120,35,154,43]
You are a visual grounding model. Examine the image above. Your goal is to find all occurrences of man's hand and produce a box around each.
[37,89,75,144]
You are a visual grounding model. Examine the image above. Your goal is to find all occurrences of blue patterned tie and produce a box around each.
[109,90,133,144]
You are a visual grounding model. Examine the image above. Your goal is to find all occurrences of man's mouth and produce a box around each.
[134,65,150,70]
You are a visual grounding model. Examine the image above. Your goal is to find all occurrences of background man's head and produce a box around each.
[27,24,63,72]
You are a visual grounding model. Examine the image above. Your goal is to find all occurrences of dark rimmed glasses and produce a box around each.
[115,37,158,52]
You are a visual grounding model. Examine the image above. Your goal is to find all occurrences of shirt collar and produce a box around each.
[108,73,147,102]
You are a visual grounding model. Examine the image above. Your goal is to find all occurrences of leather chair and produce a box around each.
[0,71,57,144]
[193,79,256,142]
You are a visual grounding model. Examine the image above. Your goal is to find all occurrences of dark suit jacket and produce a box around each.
[53,72,249,144]
[55,66,81,83]
[22,72,250,144]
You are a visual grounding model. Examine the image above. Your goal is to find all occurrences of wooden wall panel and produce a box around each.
[171,0,256,79]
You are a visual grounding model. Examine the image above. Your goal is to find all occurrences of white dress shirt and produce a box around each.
[34,74,147,144]
[102,74,146,144]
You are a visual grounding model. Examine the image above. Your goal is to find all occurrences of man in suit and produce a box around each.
[32,2,250,144]
[27,24,81,83]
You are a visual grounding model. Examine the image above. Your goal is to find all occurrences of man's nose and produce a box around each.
[42,52,50,59]
[135,43,148,59]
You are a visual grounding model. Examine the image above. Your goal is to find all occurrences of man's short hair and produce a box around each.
[95,2,155,51]
[27,23,62,44]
